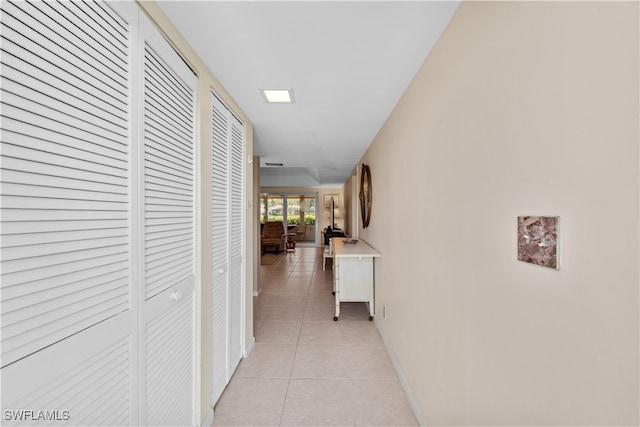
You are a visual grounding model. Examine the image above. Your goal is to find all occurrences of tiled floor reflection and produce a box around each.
[213,246,418,426]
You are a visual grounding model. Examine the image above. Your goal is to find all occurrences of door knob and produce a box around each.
[171,290,183,301]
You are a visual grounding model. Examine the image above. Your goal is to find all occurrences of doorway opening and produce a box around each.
[260,193,317,245]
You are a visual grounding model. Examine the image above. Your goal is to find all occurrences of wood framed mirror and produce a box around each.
[359,163,372,228]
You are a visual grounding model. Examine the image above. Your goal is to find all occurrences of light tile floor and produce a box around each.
[213,246,418,426]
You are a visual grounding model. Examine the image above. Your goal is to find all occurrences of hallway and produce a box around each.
[212,247,418,426]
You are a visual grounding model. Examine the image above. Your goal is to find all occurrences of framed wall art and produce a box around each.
[517,216,560,270]
[323,194,340,213]
[359,164,371,228]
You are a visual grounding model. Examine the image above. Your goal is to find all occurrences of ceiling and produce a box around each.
[157,1,460,188]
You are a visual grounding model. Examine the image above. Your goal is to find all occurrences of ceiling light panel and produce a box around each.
[261,88,295,103]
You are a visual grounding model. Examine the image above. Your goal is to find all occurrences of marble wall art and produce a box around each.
[323,194,339,213]
[517,216,560,270]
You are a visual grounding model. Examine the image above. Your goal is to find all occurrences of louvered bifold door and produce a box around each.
[228,115,244,370]
[210,93,245,406]
[0,1,137,425]
[138,13,196,427]
[210,93,230,405]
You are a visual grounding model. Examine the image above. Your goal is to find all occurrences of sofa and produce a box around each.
[261,221,286,254]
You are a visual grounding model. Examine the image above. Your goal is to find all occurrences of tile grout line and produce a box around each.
[276,251,317,426]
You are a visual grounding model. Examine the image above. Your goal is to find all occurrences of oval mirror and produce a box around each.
[359,164,372,228]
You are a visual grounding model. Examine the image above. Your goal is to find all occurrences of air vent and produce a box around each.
[265,162,283,166]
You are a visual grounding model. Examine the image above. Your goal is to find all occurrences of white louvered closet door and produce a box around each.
[138,13,197,427]
[0,1,137,425]
[210,93,244,405]
[228,115,244,371]
[210,93,230,404]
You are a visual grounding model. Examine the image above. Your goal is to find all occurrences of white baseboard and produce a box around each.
[373,318,426,426]
[243,336,256,358]
[253,287,262,297]
[201,407,214,427]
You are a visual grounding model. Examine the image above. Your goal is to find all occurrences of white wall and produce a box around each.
[254,157,261,296]
[359,2,639,425]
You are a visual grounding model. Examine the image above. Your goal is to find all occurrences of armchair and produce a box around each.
[261,221,286,254]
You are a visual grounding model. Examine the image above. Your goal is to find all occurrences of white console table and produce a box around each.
[332,238,381,321]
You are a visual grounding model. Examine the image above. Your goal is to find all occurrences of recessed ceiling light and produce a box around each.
[261,88,295,103]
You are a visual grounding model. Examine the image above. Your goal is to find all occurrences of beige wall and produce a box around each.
[342,169,357,237]
[136,2,255,424]
[359,2,639,425]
